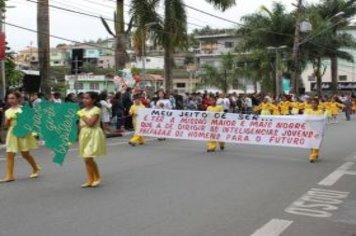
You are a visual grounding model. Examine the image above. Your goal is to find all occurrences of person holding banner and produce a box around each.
[304,98,324,163]
[77,92,106,188]
[129,94,146,146]
[253,97,272,116]
[207,97,225,152]
[0,92,41,183]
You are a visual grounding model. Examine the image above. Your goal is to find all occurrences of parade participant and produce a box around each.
[207,96,225,152]
[325,97,344,123]
[304,98,324,163]
[77,92,106,188]
[253,97,272,116]
[0,92,41,183]
[278,96,291,115]
[128,94,146,146]
[291,98,303,115]
[270,100,280,116]
[352,97,356,114]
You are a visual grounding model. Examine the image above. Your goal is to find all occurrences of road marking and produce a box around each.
[285,188,349,218]
[318,162,356,186]
[250,219,293,236]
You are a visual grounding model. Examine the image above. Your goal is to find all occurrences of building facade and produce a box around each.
[65,74,116,94]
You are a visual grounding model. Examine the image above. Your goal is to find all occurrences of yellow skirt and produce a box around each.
[79,127,106,158]
[6,127,38,153]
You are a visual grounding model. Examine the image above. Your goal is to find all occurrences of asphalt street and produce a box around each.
[0,117,356,236]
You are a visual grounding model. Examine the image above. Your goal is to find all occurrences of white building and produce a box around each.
[301,24,356,93]
[195,33,240,67]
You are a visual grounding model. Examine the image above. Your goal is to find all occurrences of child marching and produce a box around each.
[129,94,146,146]
[0,92,41,183]
[207,96,225,152]
[304,98,325,163]
[77,92,107,188]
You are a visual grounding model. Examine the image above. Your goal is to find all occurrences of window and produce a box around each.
[176,83,186,88]
[339,75,347,81]
[53,61,60,65]
[75,82,83,90]
[308,75,316,81]
[224,42,234,48]
[89,82,100,90]
[146,58,151,62]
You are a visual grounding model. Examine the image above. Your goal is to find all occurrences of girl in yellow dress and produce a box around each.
[304,98,324,163]
[270,100,280,116]
[278,97,291,115]
[0,92,40,183]
[326,97,344,123]
[207,96,225,152]
[129,94,145,146]
[253,97,272,116]
[77,92,106,188]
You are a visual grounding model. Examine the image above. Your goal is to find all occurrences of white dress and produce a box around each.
[100,100,112,123]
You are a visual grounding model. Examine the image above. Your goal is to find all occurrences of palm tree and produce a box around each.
[101,0,126,70]
[237,2,295,51]
[160,0,236,92]
[316,0,356,92]
[37,0,51,95]
[201,53,240,93]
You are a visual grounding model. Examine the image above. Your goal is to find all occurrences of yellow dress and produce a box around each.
[5,107,38,153]
[79,106,106,158]
[291,102,303,115]
[270,104,280,116]
[129,103,145,144]
[207,105,224,151]
[279,101,290,115]
[254,103,271,116]
[304,108,324,161]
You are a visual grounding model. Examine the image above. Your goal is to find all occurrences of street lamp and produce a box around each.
[267,45,288,98]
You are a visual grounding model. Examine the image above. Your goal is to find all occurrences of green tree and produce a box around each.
[302,3,356,96]
[237,2,295,51]
[155,0,235,92]
[315,0,356,93]
[201,53,240,93]
[5,57,23,88]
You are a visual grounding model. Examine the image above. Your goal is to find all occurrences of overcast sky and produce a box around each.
[6,0,318,51]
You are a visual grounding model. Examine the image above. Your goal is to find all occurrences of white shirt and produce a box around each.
[217,98,230,110]
[155,99,172,110]
[100,100,112,123]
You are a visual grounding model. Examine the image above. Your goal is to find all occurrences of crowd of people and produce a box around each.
[0,88,355,187]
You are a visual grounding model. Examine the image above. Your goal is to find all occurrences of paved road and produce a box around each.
[0,118,356,236]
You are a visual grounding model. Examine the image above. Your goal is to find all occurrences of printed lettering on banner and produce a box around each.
[136,109,327,149]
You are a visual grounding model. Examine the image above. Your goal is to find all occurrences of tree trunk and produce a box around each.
[330,55,338,93]
[37,0,51,96]
[164,46,174,92]
[316,57,322,98]
[115,0,126,70]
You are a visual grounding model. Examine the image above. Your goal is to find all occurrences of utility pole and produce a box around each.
[275,49,280,98]
[291,0,303,95]
[0,8,5,100]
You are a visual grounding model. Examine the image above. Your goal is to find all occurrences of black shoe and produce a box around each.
[129,142,136,147]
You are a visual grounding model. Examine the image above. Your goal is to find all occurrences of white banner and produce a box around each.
[136,109,327,149]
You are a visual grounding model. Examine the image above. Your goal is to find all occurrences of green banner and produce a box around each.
[13,101,80,165]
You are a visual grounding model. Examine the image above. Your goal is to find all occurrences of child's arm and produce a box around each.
[81,115,99,127]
